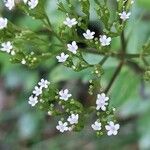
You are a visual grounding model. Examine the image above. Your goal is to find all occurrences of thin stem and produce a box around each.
[44,15,64,43]
[81,48,150,59]
[105,61,124,94]
[99,56,108,65]
[121,30,127,53]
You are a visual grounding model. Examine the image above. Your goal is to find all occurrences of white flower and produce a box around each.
[28,0,38,9]
[33,86,42,96]
[83,29,95,40]
[119,11,131,21]
[67,114,79,124]
[91,121,102,131]
[59,89,72,101]
[38,78,50,89]
[0,17,8,29]
[28,95,38,106]
[56,121,68,133]
[1,41,13,53]
[63,17,78,28]
[21,59,26,64]
[105,121,120,136]
[4,0,15,10]
[67,41,78,54]
[99,35,111,46]
[56,53,69,63]
[96,93,109,111]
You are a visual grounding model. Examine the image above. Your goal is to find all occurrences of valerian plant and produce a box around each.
[0,0,150,136]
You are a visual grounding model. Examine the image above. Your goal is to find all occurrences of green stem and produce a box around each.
[81,48,150,59]
[105,61,124,94]
[44,15,64,44]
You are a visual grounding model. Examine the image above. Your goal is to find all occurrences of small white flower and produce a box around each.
[38,79,50,89]
[59,89,72,101]
[67,41,78,54]
[119,11,131,21]
[83,29,95,40]
[4,0,15,10]
[0,17,8,29]
[96,93,109,111]
[105,121,120,136]
[56,121,68,133]
[28,0,38,9]
[56,53,69,63]
[91,121,102,131]
[21,59,26,64]
[33,86,42,96]
[63,17,78,28]
[99,35,111,46]
[67,114,79,124]
[28,95,38,106]
[1,41,13,53]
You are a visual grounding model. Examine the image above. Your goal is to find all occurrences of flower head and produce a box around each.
[63,17,78,28]
[38,79,50,89]
[83,29,95,40]
[59,89,72,101]
[67,114,79,124]
[105,121,120,136]
[96,93,109,111]
[28,0,38,9]
[33,86,42,96]
[99,35,111,46]
[67,41,78,54]
[1,41,13,53]
[28,95,38,106]
[56,53,69,63]
[91,121,102,131]
[4,0,15,10]
[119,11,131,21]
[56,121,68,133]
[0,17,8,29]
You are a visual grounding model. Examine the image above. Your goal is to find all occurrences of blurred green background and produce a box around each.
[0,0,150,150]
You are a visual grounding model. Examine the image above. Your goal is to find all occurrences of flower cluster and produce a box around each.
[28,79,50,106]
[56,114,79,133]
[91,93,120,136]
[3,0,39,10]
[57,6,132,63]
[0,0,136,137]
[56,17,113,63]
[91,120,120,136]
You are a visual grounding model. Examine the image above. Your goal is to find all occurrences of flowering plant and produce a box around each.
[0,0,150,137]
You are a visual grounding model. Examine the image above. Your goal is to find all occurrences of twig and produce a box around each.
[104,61,124,94]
